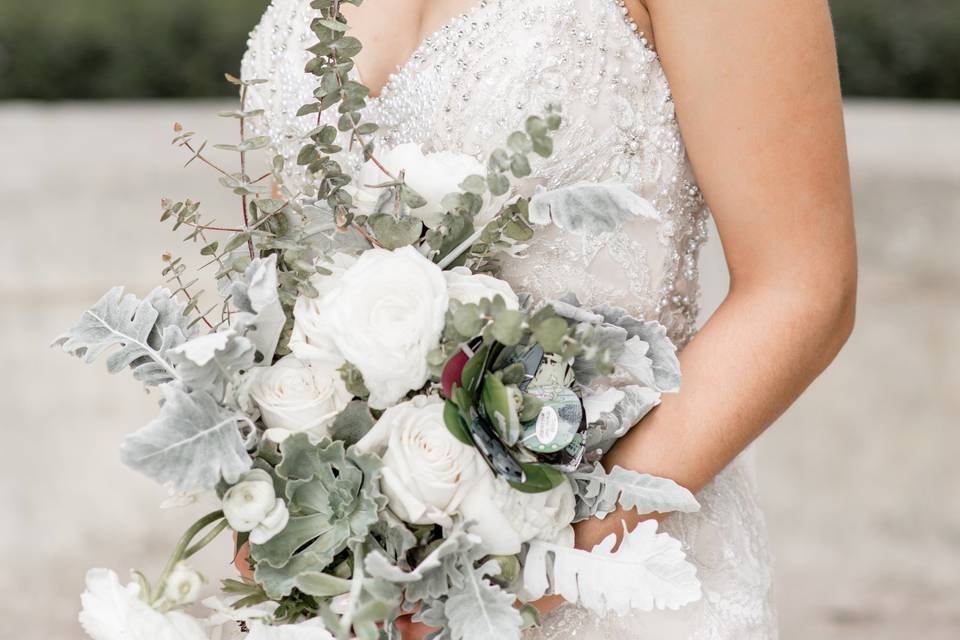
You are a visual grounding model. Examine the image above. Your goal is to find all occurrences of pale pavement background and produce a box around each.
[0,100,957,639]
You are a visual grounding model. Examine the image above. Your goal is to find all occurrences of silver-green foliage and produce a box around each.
[221,254,286,362]
[528,182,658,235]
[364,523,479,604]
[444,558,522,640]
[582,385,661,461]
[570,463,700,522]
[54,286,197,387]
[523,520,701,616]
[167,330,256,401]
[120,384,254,492]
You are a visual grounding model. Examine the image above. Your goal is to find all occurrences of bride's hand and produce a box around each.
[234,539,254,579]
[394,614,437,640]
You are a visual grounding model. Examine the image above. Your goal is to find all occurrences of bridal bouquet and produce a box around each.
[59,3,701,639]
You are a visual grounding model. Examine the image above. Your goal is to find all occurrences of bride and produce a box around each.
[241,0,857,637]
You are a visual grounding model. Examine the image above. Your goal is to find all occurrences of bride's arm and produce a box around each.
[574,0,857,547]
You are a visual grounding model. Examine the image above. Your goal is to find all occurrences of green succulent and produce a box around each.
[251,433,387,598]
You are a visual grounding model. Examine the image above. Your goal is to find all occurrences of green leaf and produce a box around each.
[315,17,349,32]
[524,116,548,139]
[508,462,566,494]
[443,399,474,446]
[481,373,521,445]
[460,343,490,394]
[490,308,524,346]
[452,303,483,337]
[330,36,363,58]
[368,214,423,249]
[487,172,510,196]
[293,571,353,597]
[459,174,487,195]
[532,317,569,353]
[507,131,533,154]
[532,136,554,158]
[498,361,526,385]
[223,232,251,254]
[510,154,532,178]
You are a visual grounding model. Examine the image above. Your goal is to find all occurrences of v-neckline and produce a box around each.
[356,0,499,101]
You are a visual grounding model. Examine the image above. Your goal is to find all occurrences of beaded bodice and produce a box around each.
[242,0,710,348]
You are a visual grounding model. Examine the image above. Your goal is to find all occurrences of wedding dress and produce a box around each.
[242,0,778,637]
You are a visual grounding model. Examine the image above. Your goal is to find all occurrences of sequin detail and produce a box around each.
[241,2,777,637]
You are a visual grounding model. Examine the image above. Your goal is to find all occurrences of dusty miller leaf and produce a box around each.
[444,559,522,640]
[528,182,658,235]
[582,385,661,461]
[120,384,254,491]
[54,286,192,387]
[167,329,256,399]
[365,525,479,588]
[225,255,286,363]
[593,304,681,393]
[523,520,701,616]
[571,463,699,521]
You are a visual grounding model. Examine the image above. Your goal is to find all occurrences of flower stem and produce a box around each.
[150,509,225,604]
[184,518,230,560]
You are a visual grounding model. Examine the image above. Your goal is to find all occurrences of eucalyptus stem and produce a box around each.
[150,509,225,604]
[239,85,257,261]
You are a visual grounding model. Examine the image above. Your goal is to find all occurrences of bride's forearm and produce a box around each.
[525,282,854,620]
[576,279,855,550]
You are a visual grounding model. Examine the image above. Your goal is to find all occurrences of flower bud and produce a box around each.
[222,469,290,544]
[162,563,204,606]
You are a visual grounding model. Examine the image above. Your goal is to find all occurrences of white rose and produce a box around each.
[443,266,520,310]
[222,469,289,545]
[248,355,352,442]
[161,563,205,606]
[355,395,487,525]
[292,247,448,409]
[79,569,208,640]
[290,253,357,365]
[353,143,485,228]
[355,395,573,555]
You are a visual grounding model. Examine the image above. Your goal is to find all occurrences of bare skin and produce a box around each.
[243,1,857,637]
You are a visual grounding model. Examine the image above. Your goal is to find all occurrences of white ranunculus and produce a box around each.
[291,247,449,409]
[443,266,520,310]
[355,395,487,526]
[222,469,289,544]
[162,563,205,606]
[79,569,208,640]
[248,355,352,442]
[353,143,485,228]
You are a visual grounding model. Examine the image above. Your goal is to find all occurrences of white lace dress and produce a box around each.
[242,0,778,637]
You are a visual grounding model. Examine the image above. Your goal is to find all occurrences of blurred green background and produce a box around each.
[0,0,958,100]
